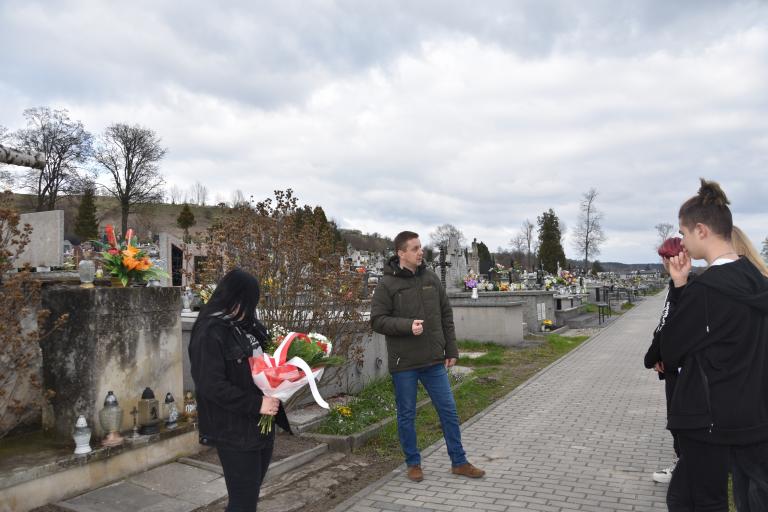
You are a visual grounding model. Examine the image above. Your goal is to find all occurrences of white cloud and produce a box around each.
[2,1,767,262]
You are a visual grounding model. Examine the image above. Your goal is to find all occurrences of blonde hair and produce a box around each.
[732,226,768,278]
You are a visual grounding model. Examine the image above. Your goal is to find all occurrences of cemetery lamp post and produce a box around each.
[98,391,125,446]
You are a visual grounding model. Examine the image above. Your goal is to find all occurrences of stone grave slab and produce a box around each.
[17,209,64,268]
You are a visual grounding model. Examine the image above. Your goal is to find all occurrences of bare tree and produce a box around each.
[201,189,365,405]
[572,188,606,270]
[429,223,465,249]
[0,126,12,189]
[192,181,208,206]
[510,233,526,254]
[13,108,93,211]
[519,219,535,270]
[168,184,183,205]
[94,123,166,235]
[231,189,246,207]
[655,223,675,248]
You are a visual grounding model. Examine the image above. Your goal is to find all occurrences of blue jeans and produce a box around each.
[391,363,467,467]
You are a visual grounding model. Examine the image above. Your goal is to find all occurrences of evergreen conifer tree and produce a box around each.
[176,203,196,242]
[74,187,99,241]
[537,209,566,273]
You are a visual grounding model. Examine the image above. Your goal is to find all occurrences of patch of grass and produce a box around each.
[315,378,404,435]
[456,340,505,366]
[315,372,463,436]
[546,334,590,353]
[456,340,495,351]
[459,352,504,365]
[582,303,598,313]
[360,334,592,460]
[621,302,635,311]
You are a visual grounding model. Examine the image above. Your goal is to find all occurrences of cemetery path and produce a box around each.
[334,292,671,512]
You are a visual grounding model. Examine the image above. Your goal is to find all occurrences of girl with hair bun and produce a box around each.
[658,179,768,511]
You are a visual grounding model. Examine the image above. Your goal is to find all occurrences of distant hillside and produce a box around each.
[12,193,225,242]
[598,261,665,273]
[339,229,393,253]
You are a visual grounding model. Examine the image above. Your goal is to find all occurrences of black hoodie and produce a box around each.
[660,257,768,445]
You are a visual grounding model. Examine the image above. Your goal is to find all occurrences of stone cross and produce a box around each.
[434,244,452,289]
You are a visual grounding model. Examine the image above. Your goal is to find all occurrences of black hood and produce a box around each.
[696,257,768,315]
[383,255,427,278]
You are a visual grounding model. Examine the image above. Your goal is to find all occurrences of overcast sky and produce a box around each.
[2,0,767,263]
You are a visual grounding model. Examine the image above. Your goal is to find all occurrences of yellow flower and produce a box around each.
[336,405,352,417]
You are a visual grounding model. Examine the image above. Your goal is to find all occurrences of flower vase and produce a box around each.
[110,276,125,288]
[471,287,479,300]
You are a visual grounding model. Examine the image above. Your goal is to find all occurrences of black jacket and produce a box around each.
[370,256,458,373]
[188,315,291,450]
[644,282,678,407]
[660,257,768,444]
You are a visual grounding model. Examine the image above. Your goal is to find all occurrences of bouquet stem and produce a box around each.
[258,415,273,434]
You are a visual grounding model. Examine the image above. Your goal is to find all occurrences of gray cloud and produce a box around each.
[1,0,767,262]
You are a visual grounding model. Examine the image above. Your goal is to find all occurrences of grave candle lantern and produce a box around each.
[98,391,124,446]
[72,415,92,455]
[183,391,197,421]
[163,392,179,429]
[78,259,95,288]
[137,387,161,435]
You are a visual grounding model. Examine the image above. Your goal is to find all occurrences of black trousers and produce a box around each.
[667,435,729,512]
[731,442,768,512]
[217,441,274,512]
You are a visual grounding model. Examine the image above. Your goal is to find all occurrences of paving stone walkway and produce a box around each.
[336,292,672,512]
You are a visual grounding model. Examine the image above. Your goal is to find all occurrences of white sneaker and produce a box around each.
[652,459,678,483]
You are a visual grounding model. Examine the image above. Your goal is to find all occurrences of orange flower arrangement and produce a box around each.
[95,226,168,286]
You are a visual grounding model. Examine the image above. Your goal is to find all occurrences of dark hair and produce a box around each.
[394,231,419,252]
[678,178,732,240]
[192,268,268,341]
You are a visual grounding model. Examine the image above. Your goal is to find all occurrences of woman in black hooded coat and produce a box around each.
[189,269,291,512]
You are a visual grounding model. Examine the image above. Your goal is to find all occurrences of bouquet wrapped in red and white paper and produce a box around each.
[249,331,343,433]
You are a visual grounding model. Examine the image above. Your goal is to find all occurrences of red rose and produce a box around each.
[658,237,683,259]
[108,248,120,256]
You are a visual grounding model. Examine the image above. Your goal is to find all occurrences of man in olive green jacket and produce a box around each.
[371,231,485,482]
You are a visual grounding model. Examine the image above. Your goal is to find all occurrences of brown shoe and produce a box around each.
[451,462,485,478]
[407,464,424,482]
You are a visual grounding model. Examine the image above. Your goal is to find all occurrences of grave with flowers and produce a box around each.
[0,224,198,511]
